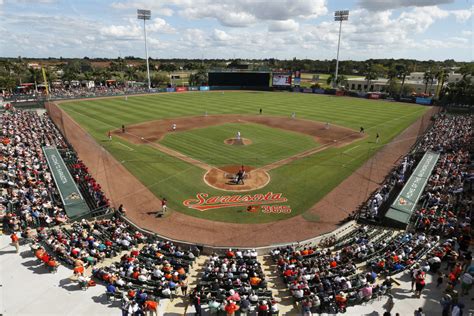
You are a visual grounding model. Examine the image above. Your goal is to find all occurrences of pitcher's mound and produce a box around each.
[224,138,252,146]
[204,165,270,192]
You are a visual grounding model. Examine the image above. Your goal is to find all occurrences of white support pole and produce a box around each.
[334,19,343,88]
[144,19,151,90]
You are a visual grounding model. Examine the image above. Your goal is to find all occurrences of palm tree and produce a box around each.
[125,66,137,81]
[363,63,377,91]
[396,64,409,98]
[435,69,449,99]
[423,70,434,94]
[326,74,347,88]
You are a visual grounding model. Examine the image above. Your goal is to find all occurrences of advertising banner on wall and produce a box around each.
[293,70,301,86]
[416,97,432,105]
[385,151,439,226]
[313,88,325,94]
[175,87,188,92]
[368,93,381,99]
[199,86,210,91]
[166,88,176,92]
[43,146,90,218]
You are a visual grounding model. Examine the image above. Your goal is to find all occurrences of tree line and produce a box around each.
[0,56,472,104]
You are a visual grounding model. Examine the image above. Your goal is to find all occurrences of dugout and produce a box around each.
[208,71,271,90]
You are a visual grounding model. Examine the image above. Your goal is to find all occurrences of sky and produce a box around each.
[0,0,472,61]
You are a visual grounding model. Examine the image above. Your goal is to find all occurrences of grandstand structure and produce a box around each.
[1,88,472,315]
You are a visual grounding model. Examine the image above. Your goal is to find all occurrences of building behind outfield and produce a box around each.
[346,71,466,94]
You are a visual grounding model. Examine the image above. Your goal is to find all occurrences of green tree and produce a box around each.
[189,69,208,86]
[395,64,409,98]
[125,66,137,81]
[435,69,449,99]
[423,70,434,94]
[326,74,347,88]
[363,63,378,91]
[160,63,177,72]
[150,72,170,87]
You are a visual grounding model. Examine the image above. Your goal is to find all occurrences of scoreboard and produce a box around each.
[272,73,292,87]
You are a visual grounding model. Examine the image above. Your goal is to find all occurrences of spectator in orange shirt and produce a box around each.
[250,274,262,287]
[226,248,235,258]
[35,248,45,261]
[74,265,85,276]
[224,300,239,316]
[143,300,158,316]
[10,232,19,253]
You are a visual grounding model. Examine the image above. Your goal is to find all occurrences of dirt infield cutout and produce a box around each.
[114,114,364,191]
[204,165,270,191]
[224,137,252,146]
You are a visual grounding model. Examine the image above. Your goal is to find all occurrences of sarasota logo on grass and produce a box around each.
[183,192,288,212]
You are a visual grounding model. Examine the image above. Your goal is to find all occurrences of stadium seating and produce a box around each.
[2,107,472,315]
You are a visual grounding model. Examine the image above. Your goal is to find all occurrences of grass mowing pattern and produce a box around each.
[60,92,428,223]
[160,123,318,168]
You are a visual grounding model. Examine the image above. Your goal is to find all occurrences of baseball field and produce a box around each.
[58,91,428,224]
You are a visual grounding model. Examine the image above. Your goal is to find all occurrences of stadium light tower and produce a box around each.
[333,10,349,88]
[137,9,151,90]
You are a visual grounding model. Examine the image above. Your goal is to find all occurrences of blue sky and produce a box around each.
[0,0,472,61]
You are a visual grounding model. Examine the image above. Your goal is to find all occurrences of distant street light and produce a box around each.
[137,9,151,90]
[334,10,349,89]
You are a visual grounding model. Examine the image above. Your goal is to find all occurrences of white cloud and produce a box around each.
[268,19,299,32]
[358,0,454,11]
[147,18,176,33]
[450,9,473,22]
[110,0,174,16]
[100,17,175,40]
[100,24,142,40]
[180,0,326,27]
[212,29,233,42]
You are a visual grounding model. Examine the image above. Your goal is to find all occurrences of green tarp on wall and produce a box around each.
[385,151,440,226]
[43,146,90,218]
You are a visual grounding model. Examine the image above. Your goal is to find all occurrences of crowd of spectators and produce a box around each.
[1,109,109,218]
[270,113,473,314]
[190,248,276,315]
[66,155,109,210]
[3,85,149,101]
[48,85,148,99]
[361,154,417,220]
[1,110,69,231]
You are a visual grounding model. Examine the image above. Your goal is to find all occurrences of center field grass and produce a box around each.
[59,91,428,223]
[160,123,318,167]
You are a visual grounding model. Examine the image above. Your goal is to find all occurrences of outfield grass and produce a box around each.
[59,91,428,223]
[160,123,318,168]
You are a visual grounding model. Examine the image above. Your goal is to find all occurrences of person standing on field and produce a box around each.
[108,131,112,141]
[161,198,167,213]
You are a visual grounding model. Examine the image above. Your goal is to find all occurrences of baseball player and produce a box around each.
[291,112,296,119]
[108,131,112,141]
[172,123,177,131]
[236,131,241,140]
